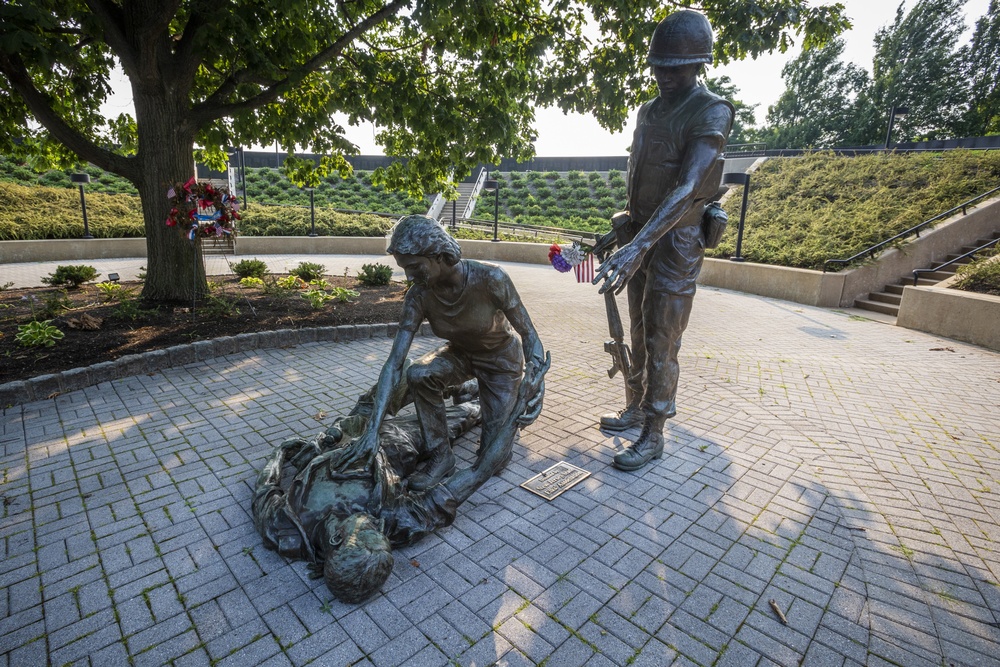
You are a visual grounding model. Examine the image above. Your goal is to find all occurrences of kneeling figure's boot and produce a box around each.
[600,404,644,431]
[613,423,664,472]
[408,445,456,491]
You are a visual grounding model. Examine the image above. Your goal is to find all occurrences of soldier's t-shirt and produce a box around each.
[398,259,524,375]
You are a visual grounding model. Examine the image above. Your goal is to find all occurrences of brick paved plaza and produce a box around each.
[2,256,999,666]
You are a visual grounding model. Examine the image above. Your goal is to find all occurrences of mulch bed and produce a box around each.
[0,275,406,385]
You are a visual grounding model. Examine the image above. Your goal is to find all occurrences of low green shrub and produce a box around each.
[41,290,72,318]
[41,265,100,287]
[239,276,265,288]
[237,207,395,237]
[201,294,240,317]
[288,261,326,281]
[232,258,269,279]
[96,282,128,302]
[357,263,393,286]
[113,293,155,321]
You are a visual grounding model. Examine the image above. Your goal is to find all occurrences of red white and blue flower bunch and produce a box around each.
[548,241,596,283]
[165,177,240,242]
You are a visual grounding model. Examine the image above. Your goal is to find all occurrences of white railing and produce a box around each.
[425,192,446,220]
[462,168,488,220]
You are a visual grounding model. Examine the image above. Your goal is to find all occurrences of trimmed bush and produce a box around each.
[232,258,269,279]
[358,263,394,286]
[41,265,100,288]
[288,261,326,281]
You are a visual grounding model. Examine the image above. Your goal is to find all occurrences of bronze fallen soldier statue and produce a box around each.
[254,215,548,602]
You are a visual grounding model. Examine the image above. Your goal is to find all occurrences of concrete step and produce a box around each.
[921,270,956,281]
[854,298,900,317]
[885,283,906,296]
[869,291,901,306]
[202,238,236,255]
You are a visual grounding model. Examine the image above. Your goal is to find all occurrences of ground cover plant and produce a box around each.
[710,150,1000,270]
[472,170,625,234]
[0,181,144,240]
[952,250,1000,296]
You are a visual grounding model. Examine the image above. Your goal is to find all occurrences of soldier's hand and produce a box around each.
[593,243,643,295]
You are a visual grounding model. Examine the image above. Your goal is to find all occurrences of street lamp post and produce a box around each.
[306,187,317,237]
[884,105,909,149]
[70,173,93,239]
[483,179,500,242]
[722,172,751,262]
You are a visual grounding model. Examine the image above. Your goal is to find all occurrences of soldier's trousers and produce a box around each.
[624,223,703,425]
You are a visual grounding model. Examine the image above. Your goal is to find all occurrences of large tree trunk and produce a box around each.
[133,91,207,303]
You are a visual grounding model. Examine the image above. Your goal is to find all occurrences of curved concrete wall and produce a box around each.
[0,236,553,266]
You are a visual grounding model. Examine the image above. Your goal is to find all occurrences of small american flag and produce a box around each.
[574,253,595,283]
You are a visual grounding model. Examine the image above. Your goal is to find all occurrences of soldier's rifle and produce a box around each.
[594,212,635,407]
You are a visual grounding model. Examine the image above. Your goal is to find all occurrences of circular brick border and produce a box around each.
[0,321,433,408]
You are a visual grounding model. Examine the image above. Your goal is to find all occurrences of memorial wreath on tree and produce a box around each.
[165,177,240,242]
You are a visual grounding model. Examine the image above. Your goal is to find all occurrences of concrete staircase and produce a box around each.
[436,182,480,226]
[854,231,1000,317]
[201,235,236,256]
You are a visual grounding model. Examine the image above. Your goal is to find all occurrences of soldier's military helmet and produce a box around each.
[646,10,714,67]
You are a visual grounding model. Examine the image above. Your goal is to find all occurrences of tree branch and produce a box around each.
[190,0,409,125]
[84,0,135,75]
[0,54,135,180]
[172,2,217,93]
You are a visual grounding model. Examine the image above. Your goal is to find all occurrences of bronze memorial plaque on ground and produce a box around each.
[521,462,591,500]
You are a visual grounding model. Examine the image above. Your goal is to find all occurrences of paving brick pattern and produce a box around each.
[2,256,999,666]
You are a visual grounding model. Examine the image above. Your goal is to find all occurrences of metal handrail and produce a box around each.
[459,218,598,244]
[823,185,1000,272]
[912,237,999,285]
[724,142,767,156]
[462,168,488,220]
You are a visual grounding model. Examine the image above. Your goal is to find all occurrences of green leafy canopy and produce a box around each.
[1,0,849,192]
[0,0,848,301]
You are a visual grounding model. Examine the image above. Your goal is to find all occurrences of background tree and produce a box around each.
[759,38,869,148]
[959,0,1000,135]
[704,75,759,146]
[855,0,969,144]
[0,0,849,302]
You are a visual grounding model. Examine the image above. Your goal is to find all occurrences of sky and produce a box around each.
[99,0,992,157]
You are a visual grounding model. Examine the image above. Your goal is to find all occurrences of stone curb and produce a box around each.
[0,320,424,408]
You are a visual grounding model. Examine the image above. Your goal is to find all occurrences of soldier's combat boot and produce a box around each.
[599,404,644,431]
[612,422,664,472]
[407,445,456,491]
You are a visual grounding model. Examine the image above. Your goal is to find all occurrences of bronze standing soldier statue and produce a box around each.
[593,10,734,471]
